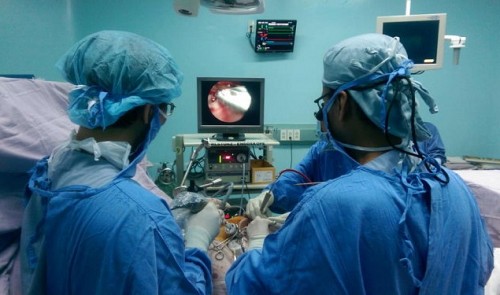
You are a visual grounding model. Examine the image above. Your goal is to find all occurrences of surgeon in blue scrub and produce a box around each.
[246,126,359,218]
[20,30,221,295]
[226,33,493,294]
[247,121,446,220]
[246,121,447,219]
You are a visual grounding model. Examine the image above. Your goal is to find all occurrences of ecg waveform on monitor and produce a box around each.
[254,20,297,53]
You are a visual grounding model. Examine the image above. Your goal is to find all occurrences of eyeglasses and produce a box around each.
[158,102,176,119]
[313,93,331,121]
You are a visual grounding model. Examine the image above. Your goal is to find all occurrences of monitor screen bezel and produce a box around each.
[376,13,447,72]
[254,19,297,53]
[196,77,265,140]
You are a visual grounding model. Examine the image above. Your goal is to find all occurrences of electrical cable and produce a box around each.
[257,167,316,214]
[246,24,255,50]
[249,145,258,160]
[278,168,313,184]
[238,163,248,216]
[171,159,177,183]
[211,182,233,202]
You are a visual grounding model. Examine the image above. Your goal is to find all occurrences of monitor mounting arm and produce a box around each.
[444,34,467,65]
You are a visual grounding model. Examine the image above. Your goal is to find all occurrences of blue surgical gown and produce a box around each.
[268,139,358,214]
[21,146,213,294]
[226,153,493,294]
[417,122,446,164]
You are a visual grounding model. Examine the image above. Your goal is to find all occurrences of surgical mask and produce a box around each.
[116,107,163,179]
[335,138,410,153]
[315,120,329,141]
[70,136,131,169]
[49,131,132,170]
[322,131,357,163]
[336,141,394,152]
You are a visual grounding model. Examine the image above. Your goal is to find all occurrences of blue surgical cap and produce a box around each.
[322,33,438,141]
[56,30,184,129]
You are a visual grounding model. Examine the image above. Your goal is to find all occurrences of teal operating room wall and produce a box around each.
[1,0,499,174]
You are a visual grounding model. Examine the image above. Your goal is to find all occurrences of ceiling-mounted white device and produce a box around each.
[174,0,264,16]
[174,0,201,16]
[202,0,264,14]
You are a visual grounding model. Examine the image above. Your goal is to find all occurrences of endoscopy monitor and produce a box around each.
[254,19,297,53]
[197,77,265,141]
[376,13,447,72]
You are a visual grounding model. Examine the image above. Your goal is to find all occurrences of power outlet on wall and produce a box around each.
[248,20,255,33]
[278,128,303,141]
[280,129,288,141]
[268,124,318,143]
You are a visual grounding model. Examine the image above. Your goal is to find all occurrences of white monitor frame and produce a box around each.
[376,13,447,72]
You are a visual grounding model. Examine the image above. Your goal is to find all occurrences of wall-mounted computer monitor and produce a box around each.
[254,19,297,53]
[376,13,447,72]
[197,77,265,141]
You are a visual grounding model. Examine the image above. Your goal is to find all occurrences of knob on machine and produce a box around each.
[205,146,251,183]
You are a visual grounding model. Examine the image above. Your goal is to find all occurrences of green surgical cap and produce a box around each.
[56,30,184,129]
[322,33,437,141]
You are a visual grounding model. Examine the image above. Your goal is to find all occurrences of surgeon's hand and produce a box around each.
[247,216,272,250]
[268,212,290,225]
[246,190,274,219]
[185,202,221,251]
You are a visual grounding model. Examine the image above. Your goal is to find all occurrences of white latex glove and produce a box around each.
[247,216,272,250]
[268,212,290,225]
[246,190,274,219]
[185,202,221,251]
